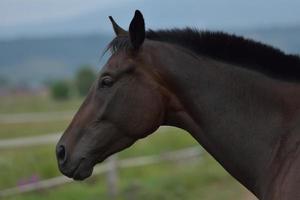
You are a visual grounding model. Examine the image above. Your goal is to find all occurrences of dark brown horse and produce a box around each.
[56,10,300,199]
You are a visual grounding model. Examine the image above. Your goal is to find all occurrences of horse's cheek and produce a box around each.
[132,89,163,137]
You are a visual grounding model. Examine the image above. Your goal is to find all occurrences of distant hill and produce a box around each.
[0,34,112,85]
[0,26,300,86]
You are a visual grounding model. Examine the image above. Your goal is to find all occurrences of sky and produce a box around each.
[1,0,300,39]
[0,0,126,26]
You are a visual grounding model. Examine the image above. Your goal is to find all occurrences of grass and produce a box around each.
[0,145,59,189]
[0,94,80,139]
[0,128,196,189]
[0,95,249,199]
[7,157,246,200]
[1,128,248,200]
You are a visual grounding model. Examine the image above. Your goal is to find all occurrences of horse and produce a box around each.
[56,10,300,199]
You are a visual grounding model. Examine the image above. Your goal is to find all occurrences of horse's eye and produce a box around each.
[100,76,114,88]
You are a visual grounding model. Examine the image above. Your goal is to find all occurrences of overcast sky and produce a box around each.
[1,0,300,39]
[0,0,129,26]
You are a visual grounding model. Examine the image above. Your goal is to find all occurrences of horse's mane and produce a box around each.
[108,28,300,82]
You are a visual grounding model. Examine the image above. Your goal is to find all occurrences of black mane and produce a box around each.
[108,28,300,82]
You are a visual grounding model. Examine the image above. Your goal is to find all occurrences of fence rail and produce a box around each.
[0,132,61,149]
[0,146,202,197]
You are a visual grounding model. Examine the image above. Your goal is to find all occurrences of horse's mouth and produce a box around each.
[60,136,134,180]
[69,158,94,180]
[69,153,109,180]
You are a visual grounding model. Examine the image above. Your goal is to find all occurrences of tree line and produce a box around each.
[50,65,96,100]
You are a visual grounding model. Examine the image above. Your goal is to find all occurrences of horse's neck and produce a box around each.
[153,44,300,197]
[264,129,300,200]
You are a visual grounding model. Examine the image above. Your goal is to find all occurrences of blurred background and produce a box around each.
[0,0,299,199]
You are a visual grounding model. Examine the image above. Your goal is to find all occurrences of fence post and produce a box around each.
[106,155,119,199]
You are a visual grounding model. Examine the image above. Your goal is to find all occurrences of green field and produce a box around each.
[0,95,251,200]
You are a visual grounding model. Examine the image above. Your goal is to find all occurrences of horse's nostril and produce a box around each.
[57,145,67,165]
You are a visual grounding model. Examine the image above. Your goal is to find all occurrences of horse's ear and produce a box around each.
[129,10,145,50]
[109,16,127,37]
